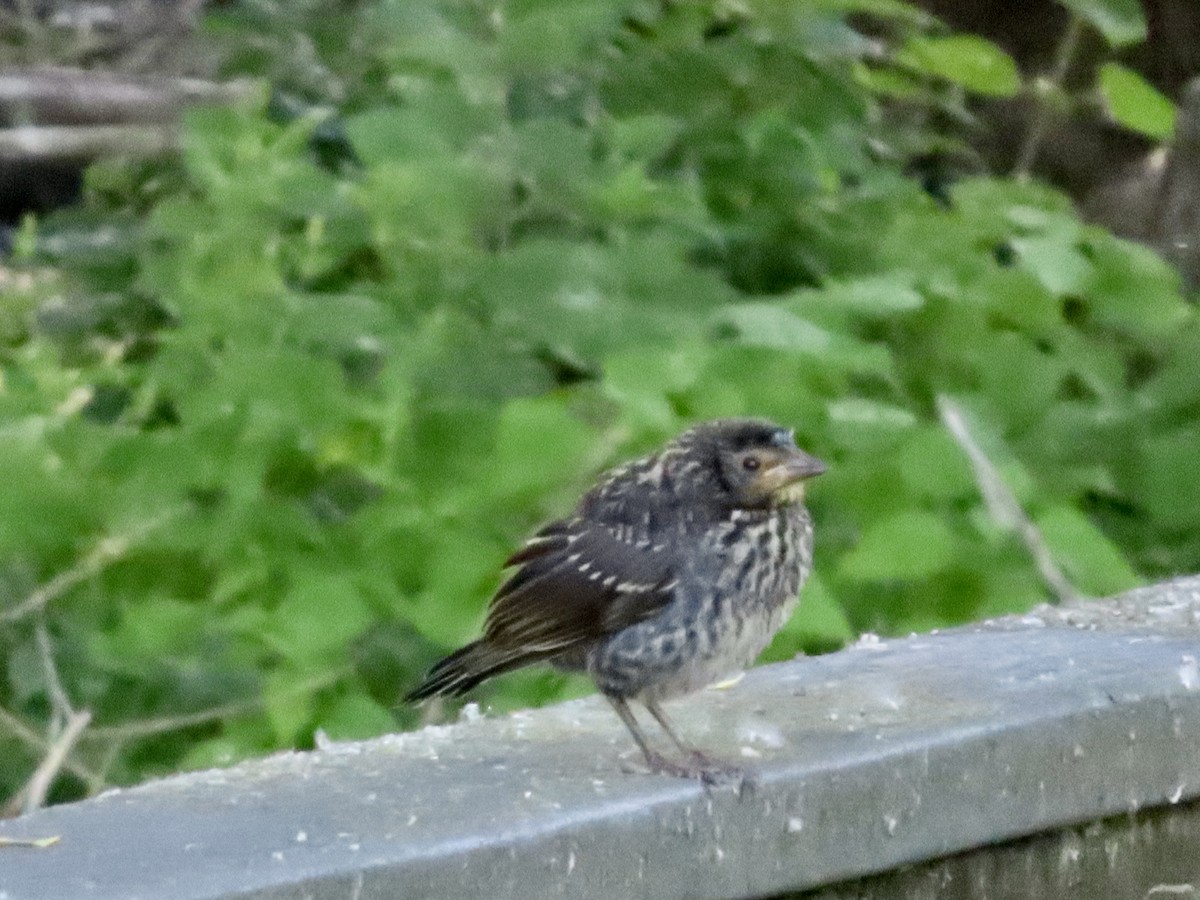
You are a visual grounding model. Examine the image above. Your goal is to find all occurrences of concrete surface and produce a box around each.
[2,577,1199,899]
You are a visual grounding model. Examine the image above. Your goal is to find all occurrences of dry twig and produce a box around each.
[1013,15,1082,179]
[19,708,92,814]
[0,122,176,160]
[84,699,259,741]
[937,395,1084,604]
[0,507,185,625]
[0,835,59,848]
[34,619,75,721]
[0,706,99,786]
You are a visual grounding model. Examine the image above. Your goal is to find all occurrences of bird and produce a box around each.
[405,417,825,782]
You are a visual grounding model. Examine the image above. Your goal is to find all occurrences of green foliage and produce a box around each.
[0,0,1195,802]
[898,35,1020,97]
[1098,62,1176,139]
[1059,0,1146,47]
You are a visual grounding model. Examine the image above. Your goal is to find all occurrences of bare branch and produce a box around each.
[0,123,176,161]
[1013,15,1082,179]
[84,699,258,741]
[0,68,255,123]
[34,619,75,723]
[89,739,125,796]
[0,507,186,625]
[0,706,99,786]
[19,709,92,814]
[84,666,351,741]
[937,395,1084,605]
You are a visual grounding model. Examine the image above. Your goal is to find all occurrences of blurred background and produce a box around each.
[1,0,1198,811]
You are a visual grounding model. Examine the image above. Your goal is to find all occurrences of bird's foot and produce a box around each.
[632,750,747,787]
[686,751,752,788]
[685,749,729,770]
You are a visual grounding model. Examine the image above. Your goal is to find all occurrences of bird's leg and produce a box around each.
[642,698,705,759]
[642,698,743,783]
[606,695,745,785]
[605,696,701,779]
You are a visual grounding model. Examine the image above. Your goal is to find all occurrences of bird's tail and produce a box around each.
[405,640,544,703]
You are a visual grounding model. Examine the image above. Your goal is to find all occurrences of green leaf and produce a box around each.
[964,267,1059,332]
[1034,504,1140,595]
[346,107,448,164]
[975,333,1064,427]
[603,345,704,431]
[1059,0,1146,47]
[268,573,373,666]
[179,737,255,772]
[500,2,624,71]
[826,398,917,453]
[89,597,207,674]
[900,35,1020,97]
[315,691,396,741]
[130,597,207,655]
[488,397,592,499]
[1136,426,1200,530]
[264,667,315,744]
[483,238,730,361]
[718,304,832,350]
[895,427,976,501]
[976,564,1051,619]
[715,304,894,375]
[853,61,925,99]
[1098,63,1176,140]
[588,163,697,223]
[806,271,926,316]
[406,529,505,647]
[1136,327,1200,414]
[1083,234,1188,335]
[605,114,681,162]
[830,0,938,27]
[345,89,499,163]
[818,273,925,314]
[1011,235,1093,296]
[840,510,958,581]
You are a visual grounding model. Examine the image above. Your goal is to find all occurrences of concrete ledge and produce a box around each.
[3,577,1200,899]
[807,799,1200,900]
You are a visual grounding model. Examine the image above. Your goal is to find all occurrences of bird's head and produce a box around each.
[676,418,826,510]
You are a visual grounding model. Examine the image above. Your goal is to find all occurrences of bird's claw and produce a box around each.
[685,749,726,770]
[637,750,747,787]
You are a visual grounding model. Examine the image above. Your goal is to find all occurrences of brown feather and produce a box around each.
[406,516,679,701]
[483,520,676,652]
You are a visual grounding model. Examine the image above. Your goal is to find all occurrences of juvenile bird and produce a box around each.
[406,418,825,782]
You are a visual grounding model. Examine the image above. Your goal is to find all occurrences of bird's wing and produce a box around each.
[483,518,678,653]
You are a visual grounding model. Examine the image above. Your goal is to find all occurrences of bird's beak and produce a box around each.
[761,449,826,503]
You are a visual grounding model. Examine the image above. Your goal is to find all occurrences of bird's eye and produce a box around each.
[742,455,760,471]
